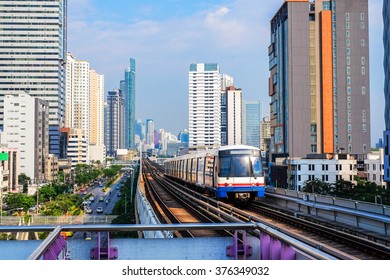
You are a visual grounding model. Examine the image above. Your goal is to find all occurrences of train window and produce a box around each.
[218,151,262,178]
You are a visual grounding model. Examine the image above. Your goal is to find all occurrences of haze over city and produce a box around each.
[67,0,384,144]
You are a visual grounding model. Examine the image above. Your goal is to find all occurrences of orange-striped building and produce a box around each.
[268,0,370,164]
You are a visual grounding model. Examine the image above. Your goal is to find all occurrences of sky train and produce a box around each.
[164,145,265,200]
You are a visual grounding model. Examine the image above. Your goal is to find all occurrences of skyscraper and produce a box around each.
[242,100,261,148]
[269,0,370,160]
[124,58,136,150]
[0,0,67,157]
[146,119,154,147]
[383,0,390,186]
[105,89,125,157]
[89,69,105,146]
[189,63,221,151]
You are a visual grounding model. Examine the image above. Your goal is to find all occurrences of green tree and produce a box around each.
[4,193,35,212]
[302,179,331,195]
[18,173,31,193]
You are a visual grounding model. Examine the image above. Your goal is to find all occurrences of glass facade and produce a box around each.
[383,1,390,185]
[124,58,136,150]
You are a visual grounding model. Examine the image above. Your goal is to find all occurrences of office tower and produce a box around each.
[3,94,49,182]
[260,116,271,152]
[124,58,136,150]
[105,89,125,156]
[89,69,104,146]
[269,0,370,160]
[383,0,390,186]
[242,100,261,148]
[221,86,242,146]
[189,63,221,151]
[0,0,67,157]
[146,119,154,146]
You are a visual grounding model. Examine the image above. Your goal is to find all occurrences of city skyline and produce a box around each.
[68,0,384,144]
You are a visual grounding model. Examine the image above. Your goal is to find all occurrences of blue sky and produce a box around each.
[68,0,384,146]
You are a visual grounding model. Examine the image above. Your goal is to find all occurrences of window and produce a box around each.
[361,67,365,75]
[346,13,350,21]
[347,57,351,65]
[360,13,365,21]
[361,57,365,65]
[362,86,366,95]
[361,39,365,47]
[347,86,351,95]
[360,22,365,29]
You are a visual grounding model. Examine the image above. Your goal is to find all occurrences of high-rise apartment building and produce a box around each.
[3,94,49,182]
[242,100,261,148]
[124,58,136,150]
[269,0,370,161]
[146,119,155,147]
[221,86,242,146]
[89,69,104,146]
[0,0,67,157]
[65,53,90,145]
[383,0,390,186]
[189,63,221,151]
[105,89,125,156]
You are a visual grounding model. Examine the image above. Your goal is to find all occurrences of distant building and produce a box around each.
[89,69,105,147]
[242,100,261,148]
[124,58,136,150]
[65,53,91,147]
[105,89,125,157]
[189,63,221,151]
[222,86,242,146]
[178,130,189,143]
[146,119,154,146]
[3,94,49,182]
[60,128,87,169]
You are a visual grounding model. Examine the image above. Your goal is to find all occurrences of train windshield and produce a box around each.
[218,150,262,178]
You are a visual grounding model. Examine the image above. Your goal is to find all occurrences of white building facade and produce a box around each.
[365,149,385,187]
[288,154,358,191]
[226,86,242,146]
[3,94,49,181]
[189,63,221,151]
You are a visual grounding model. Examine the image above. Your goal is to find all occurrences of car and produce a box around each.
[99,196,104,202]
[61,231,74,237]
[117,192,121,197]
[115,185,120,190]
[96,207,103,213]
[89,196,95,202]
[84,207,93,214]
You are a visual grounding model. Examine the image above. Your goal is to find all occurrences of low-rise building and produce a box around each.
[287,154,358,191]
[365,148,385,188]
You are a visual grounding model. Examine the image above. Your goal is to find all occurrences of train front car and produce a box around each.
[216,145,265,201]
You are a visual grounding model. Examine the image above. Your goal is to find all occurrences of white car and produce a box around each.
[96,207,103,213]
